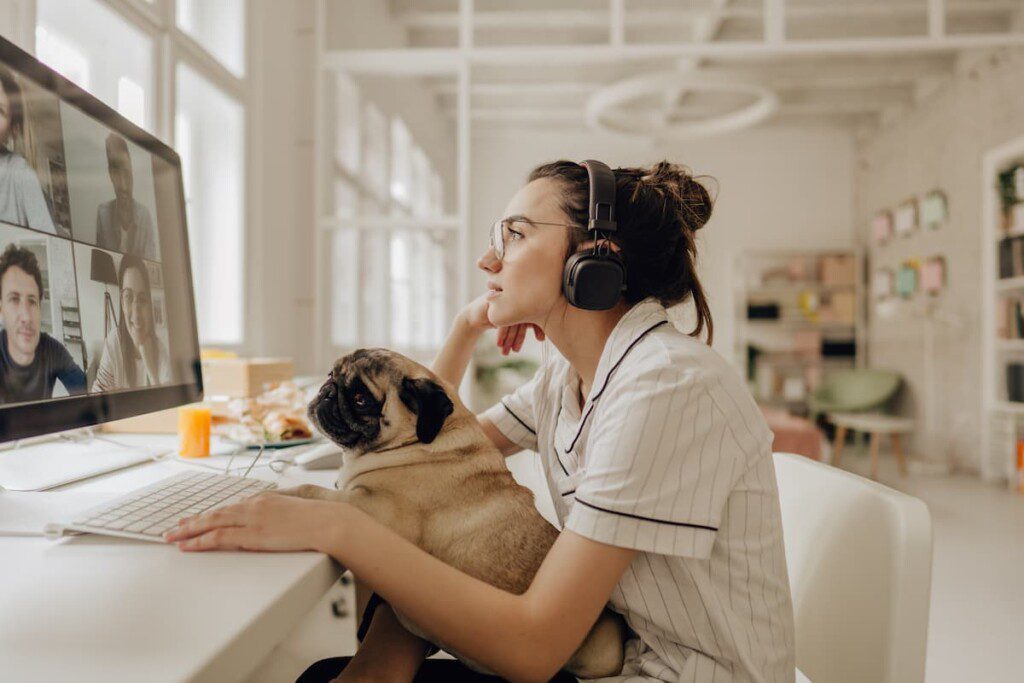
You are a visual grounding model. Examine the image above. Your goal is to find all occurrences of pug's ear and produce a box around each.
[399,378,454,444]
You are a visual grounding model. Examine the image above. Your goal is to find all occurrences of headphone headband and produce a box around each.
[562,159,625,310]
[580,159,617,233]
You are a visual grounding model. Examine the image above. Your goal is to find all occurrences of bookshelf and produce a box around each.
[981,133,1024,483]
[734,248,865,416]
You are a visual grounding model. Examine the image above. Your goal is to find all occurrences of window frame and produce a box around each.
[324,73,455,362]
[31,0,252,350]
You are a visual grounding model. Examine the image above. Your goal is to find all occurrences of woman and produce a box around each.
[92,254,170,391]
[0,65,57,234]
[168,160,796,682]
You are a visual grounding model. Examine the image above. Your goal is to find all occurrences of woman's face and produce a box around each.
[121,266,153,346]
[477,177,574,328]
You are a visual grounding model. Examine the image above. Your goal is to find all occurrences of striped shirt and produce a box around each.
[482,298,796,682]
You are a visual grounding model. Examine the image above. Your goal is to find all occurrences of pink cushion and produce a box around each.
[760,406,822,461]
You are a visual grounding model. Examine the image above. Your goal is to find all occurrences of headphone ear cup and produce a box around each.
[563,251,625,311]
[562,251,587,308]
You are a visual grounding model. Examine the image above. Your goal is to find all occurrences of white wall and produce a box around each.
[468,124,858,389]
[854,46,1024,472]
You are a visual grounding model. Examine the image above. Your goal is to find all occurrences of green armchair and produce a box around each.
[808,368,902,422]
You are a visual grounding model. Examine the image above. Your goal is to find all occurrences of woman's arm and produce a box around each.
[431,311,485,391]
[433,297,543,458]
[168,495,636,683]
[335,602,432,683]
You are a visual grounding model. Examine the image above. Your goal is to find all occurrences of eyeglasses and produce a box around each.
[489,217,577,261]
[121,288,151,309]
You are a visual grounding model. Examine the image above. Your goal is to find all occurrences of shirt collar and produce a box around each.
[563,297,669,417]
[588,297,669,403]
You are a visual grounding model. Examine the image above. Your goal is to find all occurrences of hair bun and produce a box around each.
[636,161,714,234]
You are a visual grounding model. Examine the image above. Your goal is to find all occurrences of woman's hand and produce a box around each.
[496,322,544,356]
[164,492,343,553]
[459,294,545,356]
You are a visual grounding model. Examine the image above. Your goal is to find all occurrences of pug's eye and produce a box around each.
[353,392,369,408]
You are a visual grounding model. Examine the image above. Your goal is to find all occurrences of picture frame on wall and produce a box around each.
[896,260,919,298]
[921,255,947,295]
[872,211,894,246]
[873,267,895,300]
[894,199,918,237]
[920,190,948,229]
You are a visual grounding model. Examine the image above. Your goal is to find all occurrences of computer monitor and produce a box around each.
[0,35,202,443]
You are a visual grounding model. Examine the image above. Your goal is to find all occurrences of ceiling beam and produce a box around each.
[396,2,1019,31]
[325,34,1024,74]
[430,64,946,97]
[444,88,914,123]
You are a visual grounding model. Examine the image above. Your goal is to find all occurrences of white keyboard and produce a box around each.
[45,471,276,543]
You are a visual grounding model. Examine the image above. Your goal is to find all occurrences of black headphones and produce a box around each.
[562,160,626,311]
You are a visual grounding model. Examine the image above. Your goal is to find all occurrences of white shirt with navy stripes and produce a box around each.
[482,298,795,682]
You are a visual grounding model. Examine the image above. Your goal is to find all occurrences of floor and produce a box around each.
[835,448,1024,683]
[249,448,1024,683]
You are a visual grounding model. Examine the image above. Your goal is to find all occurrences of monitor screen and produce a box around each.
[0,36,201,442]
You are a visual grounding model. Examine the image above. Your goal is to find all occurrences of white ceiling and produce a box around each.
[353,0,1024,134]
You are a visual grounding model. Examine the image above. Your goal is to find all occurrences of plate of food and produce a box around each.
[216,381,319,449]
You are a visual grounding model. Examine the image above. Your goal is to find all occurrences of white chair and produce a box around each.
[773,452,933,683]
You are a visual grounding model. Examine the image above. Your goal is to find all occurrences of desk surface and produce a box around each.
[0,435,342,683]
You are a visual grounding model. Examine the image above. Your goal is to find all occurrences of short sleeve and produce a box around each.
[566,363,758,559]
[479,361,550,453]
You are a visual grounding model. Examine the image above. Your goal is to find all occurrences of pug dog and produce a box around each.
[281,347,626,679]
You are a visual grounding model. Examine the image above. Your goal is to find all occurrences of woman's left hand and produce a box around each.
[164,492,344,553]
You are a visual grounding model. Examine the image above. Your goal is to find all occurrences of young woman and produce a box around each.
[0,65,57,234]
[92,254,170,391]
[167,160,796,683]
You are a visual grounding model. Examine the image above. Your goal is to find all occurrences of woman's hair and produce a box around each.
[116,253,152,387]
[528,160,717,344]
[0,65,24,139]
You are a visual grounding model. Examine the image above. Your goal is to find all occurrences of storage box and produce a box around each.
[101,399,232,434]
[819,254,857,286]
[200,357,293,398]
[101,403,200,434]
[829,290,857,324]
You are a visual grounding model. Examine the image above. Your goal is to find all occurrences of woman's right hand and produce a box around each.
[459,295,545,356]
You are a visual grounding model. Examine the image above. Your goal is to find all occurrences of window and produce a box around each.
[36,0,154,132]
[37,0,250,348]
[117,77,145,128]
[326,83,451,355]
[362,103,388,203]
[176,0,246,78]
[176,64,245,345]
[334,74,360,176]
[390,118,412,207]
[34,26,89,89]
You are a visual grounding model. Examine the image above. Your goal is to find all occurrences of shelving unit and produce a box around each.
[981,133,1024,483]
[734,248,865,416]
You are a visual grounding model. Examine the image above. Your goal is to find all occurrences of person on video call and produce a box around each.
[0,66,57,234]
[92,253,169,392]
[0,244,85,402]
[96,134,157,259]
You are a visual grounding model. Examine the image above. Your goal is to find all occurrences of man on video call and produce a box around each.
[0,243,85,403]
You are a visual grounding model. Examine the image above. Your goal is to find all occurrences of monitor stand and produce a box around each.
[0,430,168,492]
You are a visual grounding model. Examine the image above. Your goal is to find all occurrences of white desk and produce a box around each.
[0,435,343,683]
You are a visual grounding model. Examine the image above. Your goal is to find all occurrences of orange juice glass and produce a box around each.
[178,405,212,458]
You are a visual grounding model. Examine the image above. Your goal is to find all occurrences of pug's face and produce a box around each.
[308,348,454,455]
